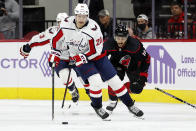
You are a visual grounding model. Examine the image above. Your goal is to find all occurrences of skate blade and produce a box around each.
[63,101,79,111]
[72,101,78,106]
[103,116,111,121]
[62,104,71,111]
[106,109,113,115]
[133,115,145,120]
[103,119,111,121]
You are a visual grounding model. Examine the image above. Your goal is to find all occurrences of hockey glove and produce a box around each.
[48,50,61,67]
[70,54,88,67]
[129,72,148,94]
[130,81,144,94]
[138,72,148,85]
[20,44,31,58]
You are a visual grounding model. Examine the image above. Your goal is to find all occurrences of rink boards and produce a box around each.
[0,40,196,104]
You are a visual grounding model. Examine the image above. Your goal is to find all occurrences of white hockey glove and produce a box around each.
[70,54,88,67]
[20,44,31,58]
[48,50,61,67]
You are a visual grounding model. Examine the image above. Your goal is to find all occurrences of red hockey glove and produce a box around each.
[70,54,88,67]
[20,44,31,58]
[48,50,61,67]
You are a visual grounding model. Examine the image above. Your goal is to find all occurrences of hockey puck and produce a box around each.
[62,122,68,124]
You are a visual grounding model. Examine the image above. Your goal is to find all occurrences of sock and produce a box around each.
[67,83,75,91]
[108,85,118,101]
[119,92,134,107]
[109,94,118,101]
[90,97,102,109]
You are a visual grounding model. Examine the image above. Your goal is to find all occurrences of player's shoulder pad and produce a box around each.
[126,36,141,53]
[82,18,102,39]
[60,16,74,29]
[61,16,74,23]
[103,37,117,50]
[88,18,101,32]
[46,26,58,34]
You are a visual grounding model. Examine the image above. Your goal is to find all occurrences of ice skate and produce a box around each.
[106,100,118,114]
[70,87,79,105]
[63,87,79,110]
[91,103,110,121]
[128,103,144,117]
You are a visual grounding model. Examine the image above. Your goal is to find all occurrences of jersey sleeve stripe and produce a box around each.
[139,72,148,78]
[91,51,106,61]
[106,49,118,52]
[30,39,50,48]
[85,39,96,57]
[145,54,151,63]
[52,29,63,49]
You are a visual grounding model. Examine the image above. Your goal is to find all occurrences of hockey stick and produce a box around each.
[61,68,71,108]
[52,63,55,120]
[155,87,196,109]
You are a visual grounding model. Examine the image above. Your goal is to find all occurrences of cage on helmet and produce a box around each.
[56,12,68,22]
[115,24,128,37]
[74,3,89,15]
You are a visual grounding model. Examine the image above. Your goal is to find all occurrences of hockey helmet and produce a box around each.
[115,24,128,37]
[56,12,68,22]
[74,3,89,16]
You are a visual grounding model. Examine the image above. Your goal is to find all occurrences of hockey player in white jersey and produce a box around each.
[20,12,68,58]
[50,3,144,120]
[20,12,80,104]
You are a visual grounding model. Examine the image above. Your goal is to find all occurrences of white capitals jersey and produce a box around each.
[51,16,104,61]
[28,26,58,48]
[28,26,70,60]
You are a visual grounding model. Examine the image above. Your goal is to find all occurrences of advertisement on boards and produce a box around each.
[0,42,65,88]
[0,41,196,90]
[143,41,196,90]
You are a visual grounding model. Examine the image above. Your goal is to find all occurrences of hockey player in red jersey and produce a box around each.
[103,24,151,114]
[50,3,144,120]
[20,12,80,104]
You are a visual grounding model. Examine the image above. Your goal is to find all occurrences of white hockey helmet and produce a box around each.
[56,12,68,22]
[74,3,89,16]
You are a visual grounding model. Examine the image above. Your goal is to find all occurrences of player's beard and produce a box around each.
[117,42,125,48]
[76,20,87,29]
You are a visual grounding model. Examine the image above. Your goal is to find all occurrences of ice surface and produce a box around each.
[0,100,195,131]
